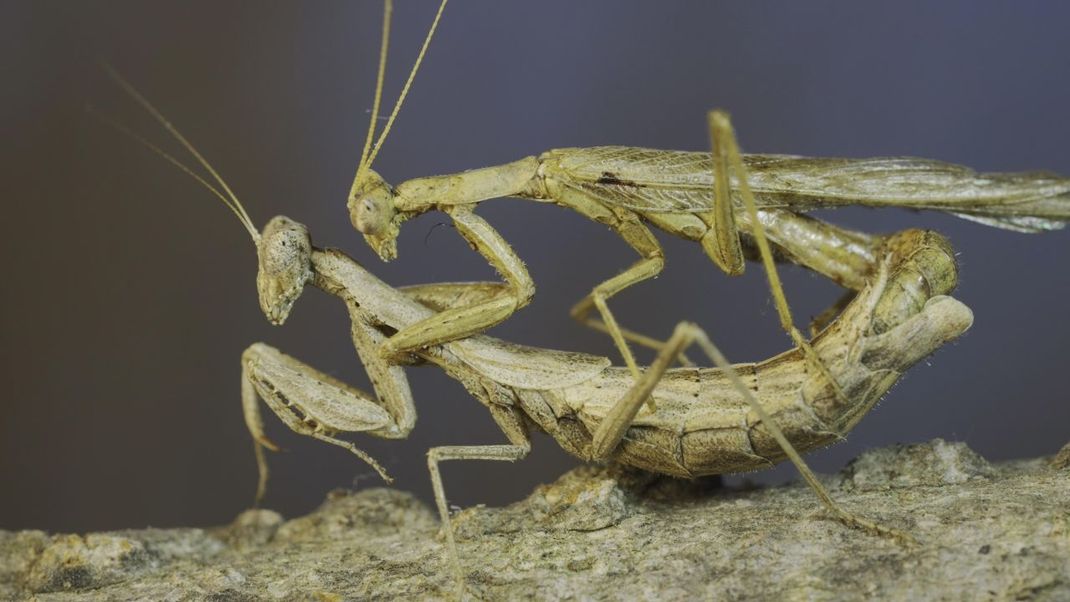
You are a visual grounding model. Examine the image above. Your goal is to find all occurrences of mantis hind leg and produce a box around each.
[705,110,848,404]
[588,318,916,547]
[586,320,920,547]
[426,404,531,598]
[586,232,968,546]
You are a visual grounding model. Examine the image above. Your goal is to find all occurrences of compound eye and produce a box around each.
[356,197,386,235]
[355,199,376,233]
[361,197,378,218]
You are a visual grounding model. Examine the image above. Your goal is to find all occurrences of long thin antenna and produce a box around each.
[356,0,393,176]
[101,63,257,235]
[353,0,448,188]
[90,106,260,242]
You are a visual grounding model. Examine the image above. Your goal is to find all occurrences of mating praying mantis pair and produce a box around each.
[98,0,1070,594]
[101,67,973,579]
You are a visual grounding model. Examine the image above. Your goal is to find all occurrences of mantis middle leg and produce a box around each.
[558,185,671,381]
[566,204,886,365]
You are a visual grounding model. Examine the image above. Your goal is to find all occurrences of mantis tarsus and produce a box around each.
[346,0,1070,407]
[99,65,975,594]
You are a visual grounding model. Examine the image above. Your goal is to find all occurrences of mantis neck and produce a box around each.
[393,156,542,211]
[309,247,434,334]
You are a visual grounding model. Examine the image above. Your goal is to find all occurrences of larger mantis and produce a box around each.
[247,219,970,595]
[99,62,976,595]
[345,0,1070,404]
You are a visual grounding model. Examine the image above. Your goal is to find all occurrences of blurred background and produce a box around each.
[3,1,1068,533]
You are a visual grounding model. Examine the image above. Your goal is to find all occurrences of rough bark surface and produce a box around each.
[3,439,1068,601]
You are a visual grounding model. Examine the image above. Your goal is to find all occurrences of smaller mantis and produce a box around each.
[99,65,973,594]
[344,0,1070,407]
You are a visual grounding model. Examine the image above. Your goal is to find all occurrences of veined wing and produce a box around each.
[546,146,1070,231]
[546,146,716,213]
[450,335,610,390]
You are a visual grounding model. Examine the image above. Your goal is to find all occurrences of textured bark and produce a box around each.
[2,439,1068,601]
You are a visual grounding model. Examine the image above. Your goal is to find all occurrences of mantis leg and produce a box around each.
[587,230,967,545]
[742,210,875,335]
[398,281,513,314]
[705,110,847,403]
[378,206,535,360]
[426,403,532,598]
[557,185,694,383]
[242,304,417,503]
[592,318,914,545]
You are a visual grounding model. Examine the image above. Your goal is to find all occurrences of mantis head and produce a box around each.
[99,65,316,328]
[348,0,447,262]
[257,216,313,326]
[348,169,401,261]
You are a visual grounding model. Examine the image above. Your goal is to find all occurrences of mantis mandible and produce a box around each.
[345,0,1070,404]
[98,65,973,595]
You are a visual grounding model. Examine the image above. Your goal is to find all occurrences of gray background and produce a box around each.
[3,1,1068,532]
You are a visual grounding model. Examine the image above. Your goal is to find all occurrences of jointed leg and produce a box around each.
[241,339,414,503]
[242,368,280,505]
[378,206,535,360]
[427,404,532,598]
[570,251,666,382]
[590,320,914,545]
[559,186,694,384]
[705,111,847,403]
[582,320,696,367]
[394,271,696,369]
[428,444,529,597]
[398,281,514,314]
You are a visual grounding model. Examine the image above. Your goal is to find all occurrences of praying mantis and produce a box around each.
[345,0,1070,405]
[87,2,1065,594]
[246,219,970,595]
[99,65,977,594]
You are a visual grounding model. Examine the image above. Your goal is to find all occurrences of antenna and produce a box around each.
[98,64,260,243]
[352,0,448,192]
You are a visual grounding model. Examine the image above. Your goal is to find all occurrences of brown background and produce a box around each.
[3,1,1069,532]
